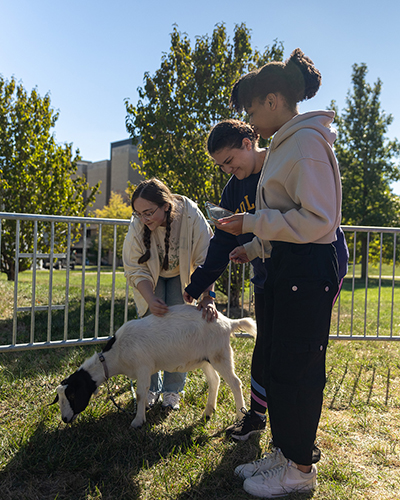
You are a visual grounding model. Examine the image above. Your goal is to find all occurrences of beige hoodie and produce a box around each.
[243,110,342,261]
[123,195,213,317]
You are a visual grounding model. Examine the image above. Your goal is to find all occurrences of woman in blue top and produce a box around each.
[185,120,270,439]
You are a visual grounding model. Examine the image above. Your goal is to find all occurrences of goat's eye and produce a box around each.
[69,393,75,401]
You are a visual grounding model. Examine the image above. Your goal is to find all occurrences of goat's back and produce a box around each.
[113,304,256,366]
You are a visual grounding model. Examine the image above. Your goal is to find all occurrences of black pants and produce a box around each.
[250,292,268,413]
[262,242,338,466]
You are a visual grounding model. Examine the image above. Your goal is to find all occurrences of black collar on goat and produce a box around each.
[50,304,257,429]
[49,336,117,423]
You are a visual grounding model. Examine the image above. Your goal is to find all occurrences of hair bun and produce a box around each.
[285,48,321,101]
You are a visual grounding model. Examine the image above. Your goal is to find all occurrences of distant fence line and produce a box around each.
[1,212,400,353]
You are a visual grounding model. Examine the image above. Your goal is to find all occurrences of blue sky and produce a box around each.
[2,0,400,192]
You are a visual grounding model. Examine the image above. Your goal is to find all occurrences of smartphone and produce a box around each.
[205,201,234,222]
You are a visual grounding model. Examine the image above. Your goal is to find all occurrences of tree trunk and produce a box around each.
[6,263,15,281]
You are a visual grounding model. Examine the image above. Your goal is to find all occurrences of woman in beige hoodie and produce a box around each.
[218,49,341,498]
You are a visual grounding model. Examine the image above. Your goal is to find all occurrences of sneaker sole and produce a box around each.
[231,428,265,441]
[243,481,316,498]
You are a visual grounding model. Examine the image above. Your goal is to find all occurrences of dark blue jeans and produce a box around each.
[149,275,186,394]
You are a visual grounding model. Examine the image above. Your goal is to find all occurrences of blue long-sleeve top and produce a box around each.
[185,171,269,299]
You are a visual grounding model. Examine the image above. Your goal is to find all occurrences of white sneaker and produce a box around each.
[162,392,180,410]
[234,448,287,479]
[147,390,159,409]
[243,461,317,498]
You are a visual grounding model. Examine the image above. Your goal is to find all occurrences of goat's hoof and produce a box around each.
[201,411,214,422]
[130,421,144,429]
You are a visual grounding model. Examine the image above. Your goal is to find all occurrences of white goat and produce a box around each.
[53,304,256,429]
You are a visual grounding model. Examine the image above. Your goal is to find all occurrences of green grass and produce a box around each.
[331,275,400,339]
[1,270,400,499]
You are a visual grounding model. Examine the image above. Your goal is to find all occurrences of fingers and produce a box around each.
[202,304,218,322]
[183,291,194,303]
[217,217,243,236]
[196,297,218,322]
[229,246,246,260]
[149,298,169,316]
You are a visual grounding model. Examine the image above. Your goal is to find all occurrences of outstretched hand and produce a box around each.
[148,297,169,317]
[216,213,245,236]
[197,296,218,322]
[229,245,250,264]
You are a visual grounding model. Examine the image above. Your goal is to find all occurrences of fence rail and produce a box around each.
[0,212,130,352]
[1,212,400,352]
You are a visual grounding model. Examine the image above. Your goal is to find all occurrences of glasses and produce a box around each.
[132,206,160,220]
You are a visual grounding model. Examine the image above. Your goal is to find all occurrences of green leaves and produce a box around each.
[333,63,400,229]
[0,76,100,280]
[93,192,131,260]
[332,64,400,276]
[125,23,283,208]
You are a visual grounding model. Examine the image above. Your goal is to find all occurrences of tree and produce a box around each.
[124,23,283,309]
[331,63,400,278]
[125,23,283,208]
[93,191,132,262]
[0,76,99,280]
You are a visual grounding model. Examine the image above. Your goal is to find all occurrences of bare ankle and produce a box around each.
[295,463,312,473]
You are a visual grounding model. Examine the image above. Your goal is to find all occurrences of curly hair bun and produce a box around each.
[285,48,321,101]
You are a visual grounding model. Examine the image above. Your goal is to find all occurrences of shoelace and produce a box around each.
[251,449,283,469]
[259,461,288,480]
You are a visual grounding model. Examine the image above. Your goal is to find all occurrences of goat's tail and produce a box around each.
[230,317,257,338]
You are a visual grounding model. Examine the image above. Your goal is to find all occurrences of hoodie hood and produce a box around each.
[271,110,337,151]
[242,109,342,257]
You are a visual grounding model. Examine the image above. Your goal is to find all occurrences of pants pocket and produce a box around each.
[273,278,336,342]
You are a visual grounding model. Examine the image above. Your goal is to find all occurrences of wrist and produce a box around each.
[202,290,216,301]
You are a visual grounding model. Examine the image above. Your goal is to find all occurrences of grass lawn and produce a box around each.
[1,270,400,499]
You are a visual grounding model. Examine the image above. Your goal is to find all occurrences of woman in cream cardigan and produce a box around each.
[123,178,213,412]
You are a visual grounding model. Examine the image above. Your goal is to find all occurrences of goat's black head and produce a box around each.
[54,369,97,424]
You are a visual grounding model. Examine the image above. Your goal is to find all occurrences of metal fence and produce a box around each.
[0,212,131,352]
[331,225,400,341]
[1,212,400,353]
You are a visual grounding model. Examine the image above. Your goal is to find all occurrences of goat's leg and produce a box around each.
[201,362,220,419]
[210,349,245,419]
[130,373,150,429]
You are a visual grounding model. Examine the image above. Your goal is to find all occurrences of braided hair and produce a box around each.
[131,178,176,270]
[162,204,172,271]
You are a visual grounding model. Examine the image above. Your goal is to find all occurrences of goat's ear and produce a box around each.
[61,379,68,385]
[48,394,59,406]
[94,387,100,395]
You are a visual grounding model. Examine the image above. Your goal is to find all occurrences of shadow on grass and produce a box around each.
[341,275,400,290]
[326,357,399,410]
[0,405,246,500]
[172,435,314,500]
